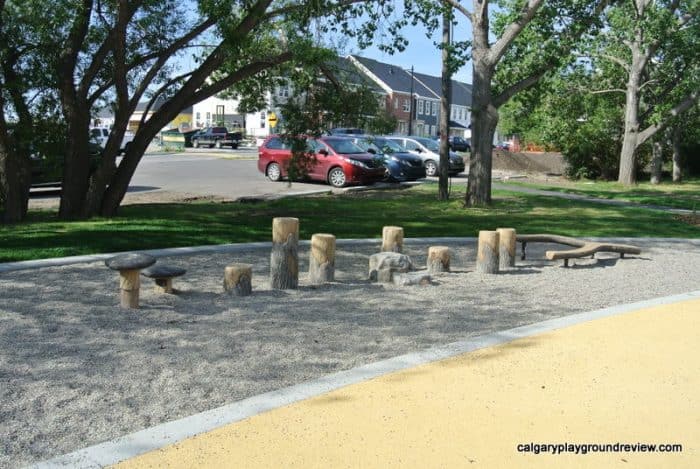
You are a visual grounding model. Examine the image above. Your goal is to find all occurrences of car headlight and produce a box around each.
[344,157,369,169]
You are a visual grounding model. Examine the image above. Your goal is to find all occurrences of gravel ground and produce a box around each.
[1,238,699,467]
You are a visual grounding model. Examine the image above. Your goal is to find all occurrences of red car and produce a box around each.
[257,135,387,187]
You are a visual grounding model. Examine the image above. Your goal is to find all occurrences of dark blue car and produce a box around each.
[348,136,426,182]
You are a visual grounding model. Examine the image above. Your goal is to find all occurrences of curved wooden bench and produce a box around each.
[516,234,641,267]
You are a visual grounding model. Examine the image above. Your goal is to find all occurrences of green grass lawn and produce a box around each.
[500,178,700,210]
[1,183,698,262]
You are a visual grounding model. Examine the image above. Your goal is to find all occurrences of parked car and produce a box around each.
[191,126,241,149]
[384,136,465,177]
[30,138,103,187]
[347,136,426,182]
[448,136,471,152]
[90,126,134,154]
[329,127,365,136]
[258,135,386,188]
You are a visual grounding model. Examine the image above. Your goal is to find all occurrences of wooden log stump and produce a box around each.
[309,233,336,284]
[427,246,451,273]
[476,230,500,274]
[224,263,253,296]
[270,217,299,289]
[381,226,404,253]
[496,228,516,269]
[105,253,156,309]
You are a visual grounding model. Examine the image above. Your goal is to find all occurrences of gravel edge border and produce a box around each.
[31,289,700,469]
[4,237,700,274]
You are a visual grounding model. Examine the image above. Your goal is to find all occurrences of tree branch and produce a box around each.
[441,0,472,18]
[493,67,549,108]
[638,89,699,144]
[489,0,546,65]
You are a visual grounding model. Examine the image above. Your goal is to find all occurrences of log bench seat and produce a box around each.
[516,234,641,267]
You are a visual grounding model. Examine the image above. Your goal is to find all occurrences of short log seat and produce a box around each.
[516,234,641,267]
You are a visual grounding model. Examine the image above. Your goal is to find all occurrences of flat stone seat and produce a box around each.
[141,265,186,294]
[104,253,156,308]
[105,253,156,271]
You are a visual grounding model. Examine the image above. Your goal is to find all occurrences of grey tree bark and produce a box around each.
[438,5,452,201]
[671,125,683,182]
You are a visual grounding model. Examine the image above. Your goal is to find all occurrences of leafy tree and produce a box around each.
[593,0,700,185]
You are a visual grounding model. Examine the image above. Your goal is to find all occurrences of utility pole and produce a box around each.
[438,4,452,200]
[408,66,414,135]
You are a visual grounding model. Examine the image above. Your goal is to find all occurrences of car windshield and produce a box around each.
[353,139,382,154]
[414,137,439,152]
[323,138,366,154]
[372,138,404,154]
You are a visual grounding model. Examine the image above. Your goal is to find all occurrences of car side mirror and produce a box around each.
[318,148,328,156]
[415,148,422,153]
[367,148,376,155]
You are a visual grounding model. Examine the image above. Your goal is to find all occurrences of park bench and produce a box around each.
[516,234,642,267]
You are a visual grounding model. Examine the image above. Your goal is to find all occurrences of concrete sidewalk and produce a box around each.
[108,297,699,468]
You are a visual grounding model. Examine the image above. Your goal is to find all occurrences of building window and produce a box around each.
[196,112,201,120]
[402,99,410,112]
[394,98,399,110]
[431,102,437,116]
[398,121,407,134]
[418,100,424,115]
[451,108,456,119]
[260,111,266,129]
[277,84,289,98]
[458,108,463,120]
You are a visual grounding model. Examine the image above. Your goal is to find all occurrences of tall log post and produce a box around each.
[270,217,299,289]
[427,246,451,273]
[119,270,140,308]
[496,228,516,269]
[381,226,404,252]
[309,233,336,284]
[224,263,253,296]
[476,230,500,274]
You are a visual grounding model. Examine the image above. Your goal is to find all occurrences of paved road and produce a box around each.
[129,149,335,200]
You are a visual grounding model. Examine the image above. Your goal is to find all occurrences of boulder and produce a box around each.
[393,272,433,287]
[369,252,414,283]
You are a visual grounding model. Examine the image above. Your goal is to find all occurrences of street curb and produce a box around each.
[31,289,700,469]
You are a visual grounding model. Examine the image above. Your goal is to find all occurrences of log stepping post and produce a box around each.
[270,217,299,289]
[141,265,186,294]
[381,226,404,253]
[427,246,451,273]
[224,263,253,296]
[105,253,156,309]
[496,228,516,269]
[309,233,336,284]
[476,230,500,274]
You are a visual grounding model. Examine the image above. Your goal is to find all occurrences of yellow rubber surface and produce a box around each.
[115,299,700,468]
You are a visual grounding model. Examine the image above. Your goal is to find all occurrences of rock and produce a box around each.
[369,252,413,282]
[392,272,433,286]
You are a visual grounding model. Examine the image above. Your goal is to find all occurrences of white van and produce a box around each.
[90,127,135,154]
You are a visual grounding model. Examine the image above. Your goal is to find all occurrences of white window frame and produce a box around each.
[431,102,437,116]
[418,100,424,115]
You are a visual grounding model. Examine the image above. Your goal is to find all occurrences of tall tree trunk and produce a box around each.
[618,56,643,185]
[671,125,683,182]
[0,138,31,224]
[649,139,663,184]
[58,109,92,220]
[438,4,451,201]
[465,3,498,206]
[466,60,498,206]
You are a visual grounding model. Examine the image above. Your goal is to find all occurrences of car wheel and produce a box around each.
[328,167,347,188]
[266,162,282,182]
[425,160,438,177]
[193,139,199,148]
[215,140,222,149]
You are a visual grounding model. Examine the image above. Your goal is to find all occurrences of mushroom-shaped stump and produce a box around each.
[141,265,186,294]
[105,253,156,308]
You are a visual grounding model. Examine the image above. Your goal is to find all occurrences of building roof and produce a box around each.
[350,55,439,99]
[412,72,472,108]
[321,56,384,93]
